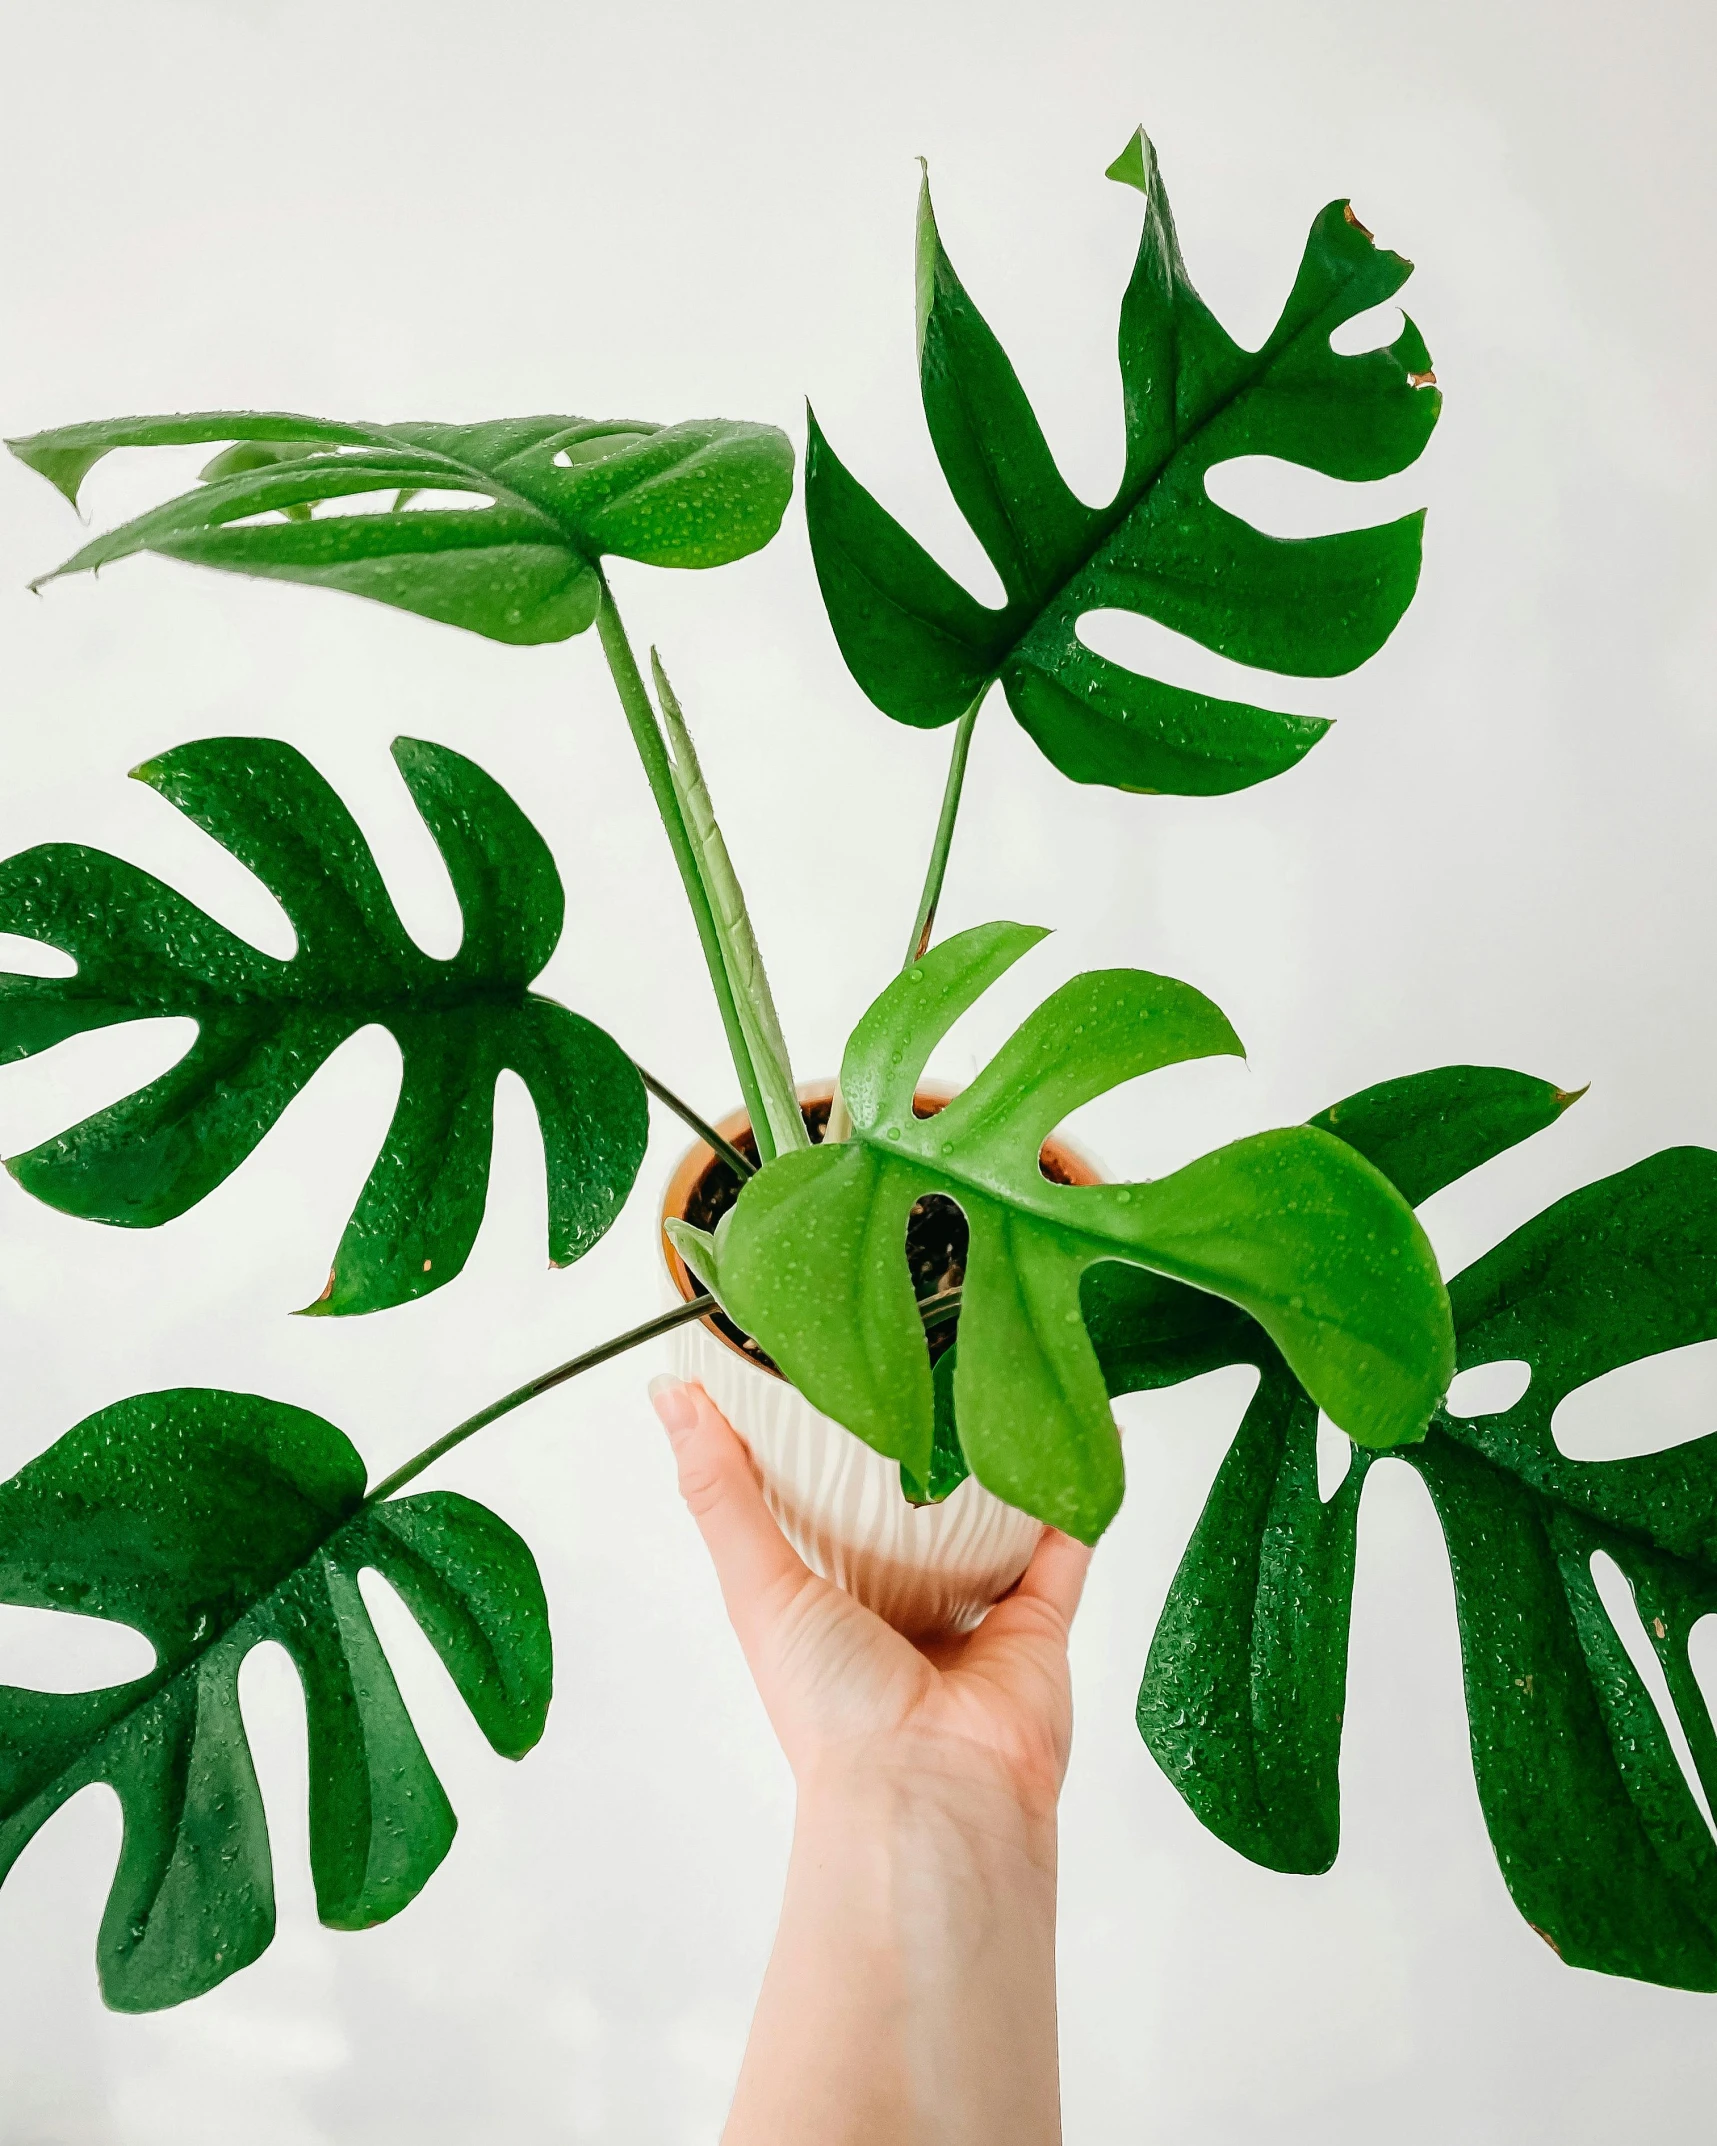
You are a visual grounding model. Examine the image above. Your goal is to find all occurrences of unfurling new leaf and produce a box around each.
[0,1388,551,2012]
[806,128,1439,796]
[670,922,1453,1543]
[7,411,794,644]
[0,736,647,1313]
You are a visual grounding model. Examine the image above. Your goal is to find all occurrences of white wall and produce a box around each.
[1,0,1714,2138]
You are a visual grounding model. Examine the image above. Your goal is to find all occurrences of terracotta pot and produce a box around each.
[659,1085,1100,1639]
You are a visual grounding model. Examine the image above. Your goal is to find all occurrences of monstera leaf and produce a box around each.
[7,409,794,644]
[1131,1067,1576,1875]
[0,735,646,1313]
[806,128,1439,795]
[1130,1065,1717,1991]
[669,921,1452,1543]
[0,1387,551,2011]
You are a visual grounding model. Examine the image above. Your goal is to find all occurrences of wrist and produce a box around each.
[793,1740,1061,1888]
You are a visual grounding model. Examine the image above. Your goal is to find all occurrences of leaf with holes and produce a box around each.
[0,735,646,1313]
[0,1387,551,2012]
[7,410,794,644]
[806,127,1439,795]
[1131,1065,1577,1878]
[1118,1061,1717,1989]
[1409,1148,1717,1989]
[668,921,1452,1543]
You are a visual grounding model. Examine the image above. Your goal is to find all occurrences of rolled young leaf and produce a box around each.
[670,922,1453,1542]
[807,129,1440,795]
[8,411,794,645]
[0,736,647,1312]
[651,649,808,1156]
[0,1388,551,2012]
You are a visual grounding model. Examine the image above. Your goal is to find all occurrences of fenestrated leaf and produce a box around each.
[7,410,794,645]
[0,1388,551,2012]
[670,922,1452,1543]
[1411,1150,1717,1988]
[1125,1063,1717,1989]
[0,735,647,1313]
[1134,1065,1576,1877]
[806,128,1439,795]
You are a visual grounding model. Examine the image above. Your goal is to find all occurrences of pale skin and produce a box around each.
[648,1374,1093,2146]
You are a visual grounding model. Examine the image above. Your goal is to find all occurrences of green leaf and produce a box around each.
[1135,1066,1579,1877]
[806,130,1439,795]
[670,922,1452,1542]
[1131,1065,1717,1989]
[1411,1150,1717,1988]
[0,1388,551,2012]
[7,411,795,645]
[0,735,647,1313]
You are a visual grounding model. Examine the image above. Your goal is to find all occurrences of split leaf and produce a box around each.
[1134,1066,1575,1878]
[0,736,646,1313]
[0,1388,551,2012]
[8,411,794,645]
[1130,1065,1717,1990]
[669,922,1452,1542]
[806,129,1439,795]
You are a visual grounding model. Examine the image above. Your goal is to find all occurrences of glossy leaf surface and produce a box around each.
[806,129,1439,794]
[1134,1067,1574,1876]
[8,411,794,644]
[0,1388,551,2011]
[670,923,1452,1542]
[0,736,646,1313]
[1130,1065,1717,1989]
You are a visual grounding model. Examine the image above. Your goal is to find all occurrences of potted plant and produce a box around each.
[3,125,1715,2019]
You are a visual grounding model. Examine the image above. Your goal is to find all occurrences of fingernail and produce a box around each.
[648,1374,696,1436]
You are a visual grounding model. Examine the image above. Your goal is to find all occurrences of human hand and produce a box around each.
[648,1376,1092,1833]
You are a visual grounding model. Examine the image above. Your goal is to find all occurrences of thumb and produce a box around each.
[650,1377,811,1648]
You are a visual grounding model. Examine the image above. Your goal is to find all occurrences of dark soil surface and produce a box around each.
[678,1096,1083,1377]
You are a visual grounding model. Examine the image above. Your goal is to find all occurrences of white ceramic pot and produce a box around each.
[658,1089,1098,1640]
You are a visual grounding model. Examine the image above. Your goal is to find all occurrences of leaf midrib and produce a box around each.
[959,249,1400,682]
[859,1123,1415,1370]
[2,1499,375,1837]
[35,975,545,1021]
[1429,1413,1717,1597]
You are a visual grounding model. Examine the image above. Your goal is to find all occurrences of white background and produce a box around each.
[1,0,1715,2138]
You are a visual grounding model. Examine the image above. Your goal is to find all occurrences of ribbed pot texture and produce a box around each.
[659,1088,1099,1639]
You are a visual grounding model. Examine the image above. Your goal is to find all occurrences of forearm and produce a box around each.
[724,1751,1062,2146]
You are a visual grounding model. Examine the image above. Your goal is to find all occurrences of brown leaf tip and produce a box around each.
[1343,202,1375,240]
[1552,1083,1591,1114]
[315,1270,335,1304]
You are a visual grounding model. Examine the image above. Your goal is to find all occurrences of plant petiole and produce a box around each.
[367,1284,966,1503]
[635,1063,755,1179]
[904,693,983,966]
[366,1295,717,1503]
[824,700,984,1145]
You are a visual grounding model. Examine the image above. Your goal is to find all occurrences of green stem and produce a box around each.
[594,570,776,1160]
[903,694,982,967]
[365,1282,966,1504]
[635,1062,755,1180]
[366,1295,716,1504]
[824,695,984,1145]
